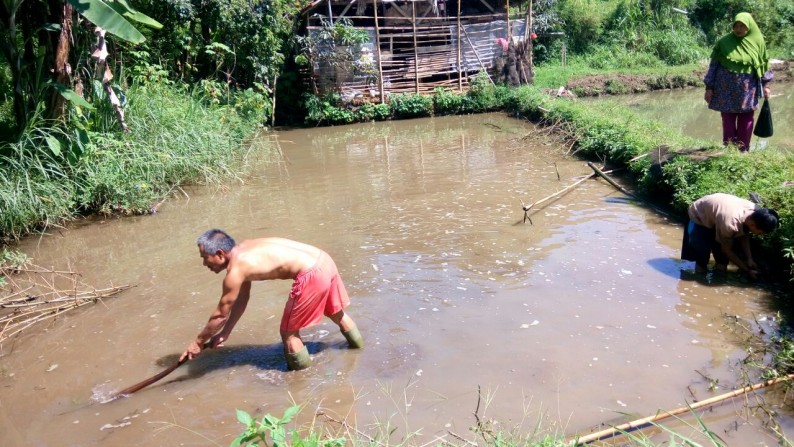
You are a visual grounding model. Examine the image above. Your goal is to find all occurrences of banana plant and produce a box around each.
[0,0,162,133]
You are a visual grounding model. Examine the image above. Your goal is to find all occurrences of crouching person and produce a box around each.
[681,193,779,279]
[181,229,363,371]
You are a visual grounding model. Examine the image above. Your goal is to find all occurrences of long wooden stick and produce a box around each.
[569,373,794,445]
[587,162,673,218]
[110,359,185,399]
[109,344,211,400]
[524,172,595,212]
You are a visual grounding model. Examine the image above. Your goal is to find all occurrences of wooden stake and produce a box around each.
[457,0,462,91]
[569,373,794,445]
[587,162,633,196]
[412,1,419,93]
[373,0,385,102]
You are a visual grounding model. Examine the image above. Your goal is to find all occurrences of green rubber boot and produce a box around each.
[285,346,312,371]
[342,327,364,349]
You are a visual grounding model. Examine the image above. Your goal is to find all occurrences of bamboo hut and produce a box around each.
[300,0,534,103]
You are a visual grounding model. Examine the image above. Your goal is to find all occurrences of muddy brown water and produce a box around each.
[1,113,792,446]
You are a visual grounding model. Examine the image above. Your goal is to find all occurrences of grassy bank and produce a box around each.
[0,83,261,241]
[501,85,794,277]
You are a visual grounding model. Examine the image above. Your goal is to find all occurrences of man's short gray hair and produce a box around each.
[197,229,236,254]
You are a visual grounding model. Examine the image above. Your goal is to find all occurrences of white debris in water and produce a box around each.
[46,364,58,372]
[691,339,700,344]
[457,286,467,291]
[416,369,423,376]
[646,325,656,329]
[100,421,132,431]
[432,308,439,312]
[73,420,79,424]
[371,264,379,271]
[617,400,627,407]
[621,269,632,275]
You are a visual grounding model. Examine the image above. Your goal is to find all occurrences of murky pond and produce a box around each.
[590,81,794,151]
[1,113,792,446]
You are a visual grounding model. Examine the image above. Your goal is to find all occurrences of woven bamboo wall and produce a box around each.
[303,0,529,103]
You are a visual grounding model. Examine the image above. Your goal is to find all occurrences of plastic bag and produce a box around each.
[753,99,773,138]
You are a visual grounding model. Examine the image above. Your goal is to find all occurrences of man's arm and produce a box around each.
[739,235,757,270]
[211,281,251,347]
[720,236,755,275]
[180,276,241,361]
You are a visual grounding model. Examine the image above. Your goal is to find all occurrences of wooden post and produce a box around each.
[505,0,511,43]
[373,0,385,102]
[327,0,334,24]
[412,1,419,93]
[271,74,278,128]
[457,0,462,91]
[528,0,533,72]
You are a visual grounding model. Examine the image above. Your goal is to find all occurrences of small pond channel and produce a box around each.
[589,81,794,151]
[1,113,792,446]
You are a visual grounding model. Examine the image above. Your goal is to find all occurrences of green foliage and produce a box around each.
[0,249,28,287]
[390,93,432,119]
[584,45,662,71]
[231,405,346,447]
[432,88,464,115]
[303,93,358,125]
[132,0,303,87]
[0,82,258,240]
[356,102,391,121]
[556,0,605,53]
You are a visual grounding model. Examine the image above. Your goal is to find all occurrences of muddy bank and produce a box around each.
[562,60,793,97]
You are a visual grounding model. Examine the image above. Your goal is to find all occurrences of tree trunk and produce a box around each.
[50,1,73,120]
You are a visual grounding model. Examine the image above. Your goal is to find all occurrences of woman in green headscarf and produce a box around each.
[704,12,772,152]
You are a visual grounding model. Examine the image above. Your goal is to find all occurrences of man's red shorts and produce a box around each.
[280,251,350,332]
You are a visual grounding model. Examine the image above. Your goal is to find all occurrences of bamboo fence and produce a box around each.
[1,262,131,344]
[304,0,530,100]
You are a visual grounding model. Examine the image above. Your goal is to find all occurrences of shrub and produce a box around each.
[390,93,432,119]
[432,87,464,115]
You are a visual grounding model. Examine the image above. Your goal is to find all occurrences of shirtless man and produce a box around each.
[681,193,779,279]
[180,229,363,370]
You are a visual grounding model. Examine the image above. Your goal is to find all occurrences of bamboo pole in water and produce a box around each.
[522,173,595,214]
[569,373,794,445]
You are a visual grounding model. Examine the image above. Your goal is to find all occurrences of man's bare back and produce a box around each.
[224,237,324,282]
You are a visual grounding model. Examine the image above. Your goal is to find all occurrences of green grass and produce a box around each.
[0,82,262,241]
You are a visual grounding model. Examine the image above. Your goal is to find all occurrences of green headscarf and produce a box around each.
[711,12,769,78]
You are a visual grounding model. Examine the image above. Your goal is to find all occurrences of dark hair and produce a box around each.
[750,208,779,233]
[197,229,236,254]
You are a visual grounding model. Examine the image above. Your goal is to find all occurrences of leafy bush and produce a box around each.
[432,88,464,115]
[390,93,432,119]
[356,102,391,121]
